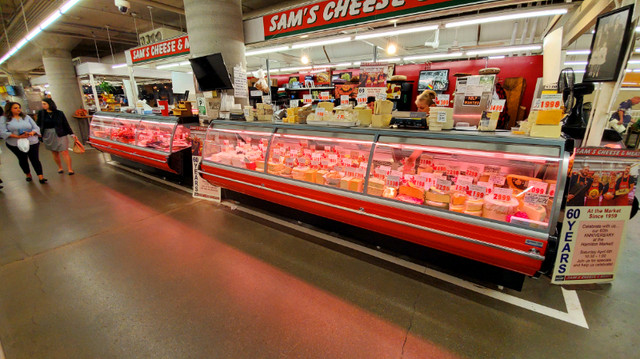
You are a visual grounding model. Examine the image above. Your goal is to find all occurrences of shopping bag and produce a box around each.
[72,137,85,154]
[17,138,30,152]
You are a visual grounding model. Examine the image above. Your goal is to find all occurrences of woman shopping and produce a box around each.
[0,102,48,183]
[37,98,75,175]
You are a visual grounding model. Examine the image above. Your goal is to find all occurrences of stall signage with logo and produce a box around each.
[190,126,221,203]
[127,35,190,64]
[262,0,494,39]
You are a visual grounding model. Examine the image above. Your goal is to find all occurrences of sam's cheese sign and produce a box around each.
[128,35,189,64]
[263,0,491,39]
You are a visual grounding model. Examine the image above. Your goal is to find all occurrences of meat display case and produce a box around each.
[199,121,572,276]
[89,112,193,174]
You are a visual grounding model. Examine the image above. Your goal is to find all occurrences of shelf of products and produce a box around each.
[89,112,193,173]
[200,121,572,276]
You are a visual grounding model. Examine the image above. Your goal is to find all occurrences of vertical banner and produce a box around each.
[190,126,221,203]
[552,148,639,284]
[358,62,387,98]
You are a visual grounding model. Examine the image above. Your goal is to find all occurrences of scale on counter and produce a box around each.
[390,111,428,129]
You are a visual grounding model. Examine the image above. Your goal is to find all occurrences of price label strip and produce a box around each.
[539,94,563,110]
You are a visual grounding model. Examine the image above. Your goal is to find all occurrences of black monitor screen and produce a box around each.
[189,53,233,91]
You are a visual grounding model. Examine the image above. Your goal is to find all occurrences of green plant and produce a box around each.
[99,81,115,94]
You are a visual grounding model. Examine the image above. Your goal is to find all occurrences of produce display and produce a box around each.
[204,130,558,229]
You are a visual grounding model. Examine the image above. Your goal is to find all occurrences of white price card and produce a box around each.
[540,94,563,110]
[437,111,447,123]
[524,192,549,206]
[528,180,549,195]
[385,175,401,188]
[320,92,330,101]
[489,99,506,112]
[376,92,387,101]
[465,84,484,97]
[532,99,542,110]
[492,187,513,202]
[489,174,506,186]
[289,99,299,108]
[435,178,452,192]
[303,94,313,104]
[468,184,487,199]
[250,90,262,97]
[357,95,368,104]
[315,107,326,117]
[341,95,350,105]
[262,95,271,104]
[436,94,450,107]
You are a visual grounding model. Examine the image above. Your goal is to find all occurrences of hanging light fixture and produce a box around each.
[386,43,397,55]
[301,54,310,64]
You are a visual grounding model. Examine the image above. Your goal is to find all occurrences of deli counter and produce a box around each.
[89,112,194,174]
[199,121,572,276]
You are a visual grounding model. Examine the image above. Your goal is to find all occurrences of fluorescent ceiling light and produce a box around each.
[403,52,463,61]
[573,69,586,73]
[245,45,290,56]
[111,63,127,69]
[564,61,588,65]
[355,25,438,40]
[353,62,362,66]
[566,50,590,55]
[621,87,640,90]
[268,69,279,73]
[446,8,568,28]
[39,10,62,30]
[636,48,640,53]
[157,62,182,69]
[636,26,640,32]
[377,58,401,63]
[180,61,190,66]
[334,62,352,67]
[279,66,312,72]
[628,60,640,64]
[488,55,505,59]
[291,36,351,49]
[466,45,541,56]
[60,0,82,13]
[14,39,28,51]
[25,28,42,41]
[634,69,640,73]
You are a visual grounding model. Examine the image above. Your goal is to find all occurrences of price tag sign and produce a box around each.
[477,181,492,194]
[436,94,450,107]
[328,153,339,165]
[446,166,460,177]
[489,99,506,112]
[315,107,326,118]
[489,174,506,186]
[414,174,427,188]
[540,94,563,110]
[262,95,271,105]
[433,162,447,173]
[532,99,542,110]
[285,157,297,167]
[437,111,447,123]
[341,95,350,105]
[549,184,556,198]
[336,113,346,120]
[484,165,501,174]
[524,192,549,206]
[492,187,513,202]
[357,95,367,105]
[436,178,452,192]
[320,92,330,101]
[386,175,401,188]
[376,92,387,101]
[466,165,482,178]
[341,158,353,166]
[289,99,299,108]
[419,154,433,167]
[303,94,313,104]
[528,180,549,195]
[455,178,473,192]
[390,170,403,178]
[469,184,487,199]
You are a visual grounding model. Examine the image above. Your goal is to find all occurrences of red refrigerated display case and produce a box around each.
[199,121,571,276]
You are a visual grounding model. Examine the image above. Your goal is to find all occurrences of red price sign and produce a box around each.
[492,187,513,202]
[434,164,447,172]
[320,92,331,101]
[489,99,506,112]
[528,180,549,195]
[414,174,427,188]
[468,184,486,199]
[466,166,482,178]
[315,107,326,117]
[420,154,433,167]
[446,166,460,177]
[436,94,450,107]
[539,94,563,110]
[340,95,349,105]
[357,95,367,104]
[303,94,313,104]
[436,179,452,192]
[386,175,401,188]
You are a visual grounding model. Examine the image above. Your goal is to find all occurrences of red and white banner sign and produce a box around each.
[574,147,640,158]
[262,0,492,39]
[127,35,190,64]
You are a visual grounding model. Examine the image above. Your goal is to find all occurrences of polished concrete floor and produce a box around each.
[0,149,639,359]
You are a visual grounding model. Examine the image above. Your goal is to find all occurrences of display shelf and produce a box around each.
[89,112,194,174]
[199,121,572,276]
[285,87,335,91]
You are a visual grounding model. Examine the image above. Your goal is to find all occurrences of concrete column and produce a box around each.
[42,49,85,142]
[184,0,248,105]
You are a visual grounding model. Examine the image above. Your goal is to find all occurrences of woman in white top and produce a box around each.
[0,102,48,183]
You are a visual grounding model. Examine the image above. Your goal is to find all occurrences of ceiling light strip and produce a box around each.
[445,8,568,28]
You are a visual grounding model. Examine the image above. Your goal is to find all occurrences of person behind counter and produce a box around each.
[0,102,48,184]
[610,96,640,127]
[415,89,437,114]
[37,98,75,175]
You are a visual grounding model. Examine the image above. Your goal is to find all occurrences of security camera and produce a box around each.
[115,0,131,14]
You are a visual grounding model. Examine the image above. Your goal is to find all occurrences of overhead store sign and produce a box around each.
[126,35,190,64]
[262,0,493,39]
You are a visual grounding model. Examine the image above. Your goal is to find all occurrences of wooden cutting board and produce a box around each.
[503,78,526,129]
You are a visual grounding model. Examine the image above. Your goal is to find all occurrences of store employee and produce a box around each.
[415,90,437,114]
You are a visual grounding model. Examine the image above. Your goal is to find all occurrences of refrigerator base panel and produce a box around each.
[89,138,177,174]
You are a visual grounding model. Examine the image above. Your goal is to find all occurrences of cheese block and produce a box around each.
[256,160,265,172]
[451,192,468,206]
[325,172,342,186]
[426,200,449,209]
[349,177,364,192]
[374,100,394,115]
[382,186,397,198]
[268,161,284,174]
[426,187,450,203]
[340,176,353,190]
[399,185,425,201]
[483,196,519,222]
[371,114,392,128]
[317,102,334,113]
[464,210,483,217]
[450,204,465,213]
[521,203,547,222]
[535,109,563,125]
[417,165,434,174]
[478,173,491,183]
[304,169,317,182]
[530,123,562,138]
[355,108,373,126]
[292,166,308,180]
[465,198,484,212]
[367,177,385,196]
[506,175,537,192]
[315,170,328,184]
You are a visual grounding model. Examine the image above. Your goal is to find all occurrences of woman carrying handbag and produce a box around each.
[0,102,47,183]
[37,98,75,175]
